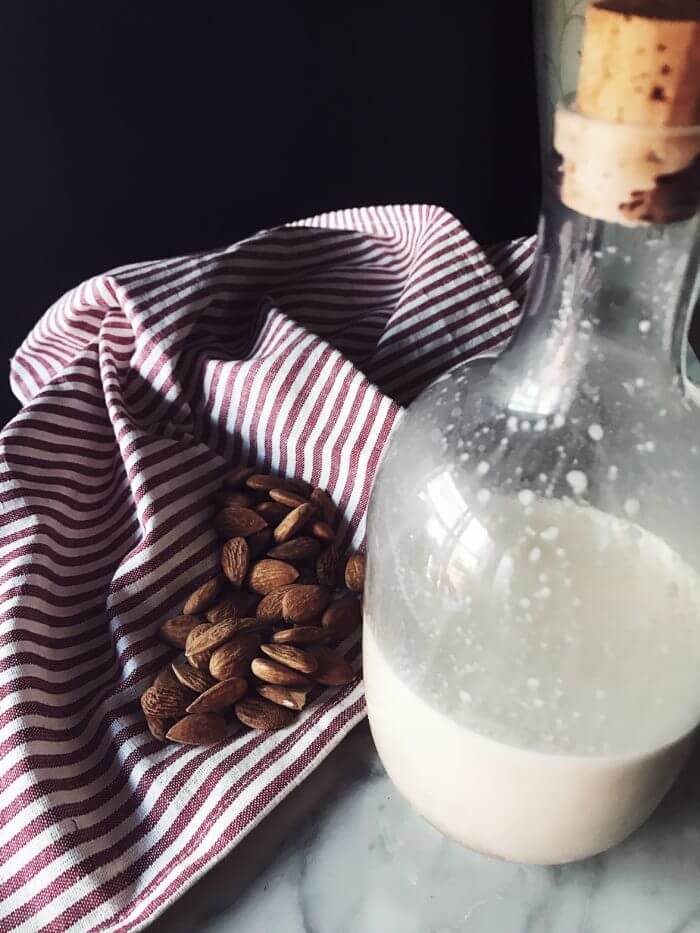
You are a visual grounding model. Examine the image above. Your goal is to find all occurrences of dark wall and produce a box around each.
[0,1,541,425]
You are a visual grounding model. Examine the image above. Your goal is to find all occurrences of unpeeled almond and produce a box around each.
[248,559,299,595]
[182,576,224,615]
[159,615,202,649]
[282,584,330,623]
[257,684,309,711]
[250,657,310,687]
[171,659,216,694]
[166,713,228,745]
[186,677,248,713]
[270,626,330,646]
[345,553,366,593]
[307,646,355,686]
[321,594,362,640]
[260,643,318,674]
[273,503,316,543]
[215,507,268,539]
[210,634,261,680]
[221,536,249,588]
[235,695,297,730]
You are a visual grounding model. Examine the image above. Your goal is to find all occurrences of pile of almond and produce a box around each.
[140,469,365,745]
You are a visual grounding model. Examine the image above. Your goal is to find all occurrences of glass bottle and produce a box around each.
[363,4,700,865]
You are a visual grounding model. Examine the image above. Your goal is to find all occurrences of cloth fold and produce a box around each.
[0,204,533,933]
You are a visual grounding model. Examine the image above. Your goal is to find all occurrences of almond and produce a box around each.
[256,585,297,623]
[310,520,335,542]
[261,643,318,674]
[256,500,292,524]
[268,488,312,510]
[247,527,274,560]
[270,626,330,646]
[310,487,335,524]
[307,646,356,686]
[282,584,330,623]
[248,559,299,595]
[321,594,362,639]
[235,695,297,730]
[166,713,227,745]
[184,623,214,671]
[221,537,249,588]
[159,615,202,649]
[205,591,253,625]
[224,466,256,489]
[215,507,268,538]
[187,619,238,655]
[344,553,366,593]
[153,664,181,689]
[273,503,316,543]
[171,659,217,694]
[186,677,248,713]
[145,714,172,742]
[289,477,314,497]
[182,576,224,615]
[141,683,192,718]
[251,657,310,687]
[210,634,261,680]
[246,473,299,493]
[231,616,273,636]
[257,684,309,711]
[266,537,320,563]
[218,489,256,509]
[316,546,342,588]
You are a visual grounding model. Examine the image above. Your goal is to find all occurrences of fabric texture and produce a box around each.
[0,205,534,932]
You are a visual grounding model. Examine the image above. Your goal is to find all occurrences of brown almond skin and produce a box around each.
[256,500,292,524]
[261,643,318,674]
[248,559,299,595]
[310,487,335,524]
[215,507,268,539]
[186,619,239,655]
[316,546,343,588]
[171,659,216,694]
[257,684,309,711]
[231,616,273,636]
[245,474,299,493]
[141,684,192,718]
[221,536,249,588]
[321,594,362,640]
[268,488,312,509]
[282,584,330,624]
[210,634,261,680]
[307,646,356,686]
[251,657,311,687]
[266,537,321,563]
[166,713,227,745]
[247,527,274,560]
[270,626,331,646]
[182,576,225,615]
[235,695,298,730]
[256,585,297,623]
[184,623,214,671]
[345,553,366,593]
[159,615,202,649]
[154,664,181,689]
[206,591,253,625]
[186,677,248,713]
[289,477,314,497]
[224,466,256,489]
[273,503,316,544]
[145,715,172,742]
[310,520,335,543]
[218,490,256,509]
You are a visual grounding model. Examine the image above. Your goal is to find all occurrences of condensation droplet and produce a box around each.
[534,418,547,432]
[608,465,618,481]
[624,497,640,517]
[476,460,490,476]
[529,546,542,563]
[588,424,604,442]
[540,525,559,542]
[638,320,651,334]
[518,489,535,507]
[553,413,566,428]
[566,470,588,496]
[476,488,491,505]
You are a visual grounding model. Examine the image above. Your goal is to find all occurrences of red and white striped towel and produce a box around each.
[0,205,534,932]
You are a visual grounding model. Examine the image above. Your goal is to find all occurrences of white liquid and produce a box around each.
[364,499,700,864]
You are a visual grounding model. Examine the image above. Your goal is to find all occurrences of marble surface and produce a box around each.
[149,720,700,933]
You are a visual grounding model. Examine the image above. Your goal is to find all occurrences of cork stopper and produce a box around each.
[554,0,700,224]
[577,1,700,126]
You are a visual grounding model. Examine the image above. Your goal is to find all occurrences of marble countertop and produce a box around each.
[149,719,700,933]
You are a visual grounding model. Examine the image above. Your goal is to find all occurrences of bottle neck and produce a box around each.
[500,190,700,417]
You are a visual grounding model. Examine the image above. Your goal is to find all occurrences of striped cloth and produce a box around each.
[0,205,534,932]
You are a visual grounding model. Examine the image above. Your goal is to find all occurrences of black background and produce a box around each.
[0,1,543,425]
